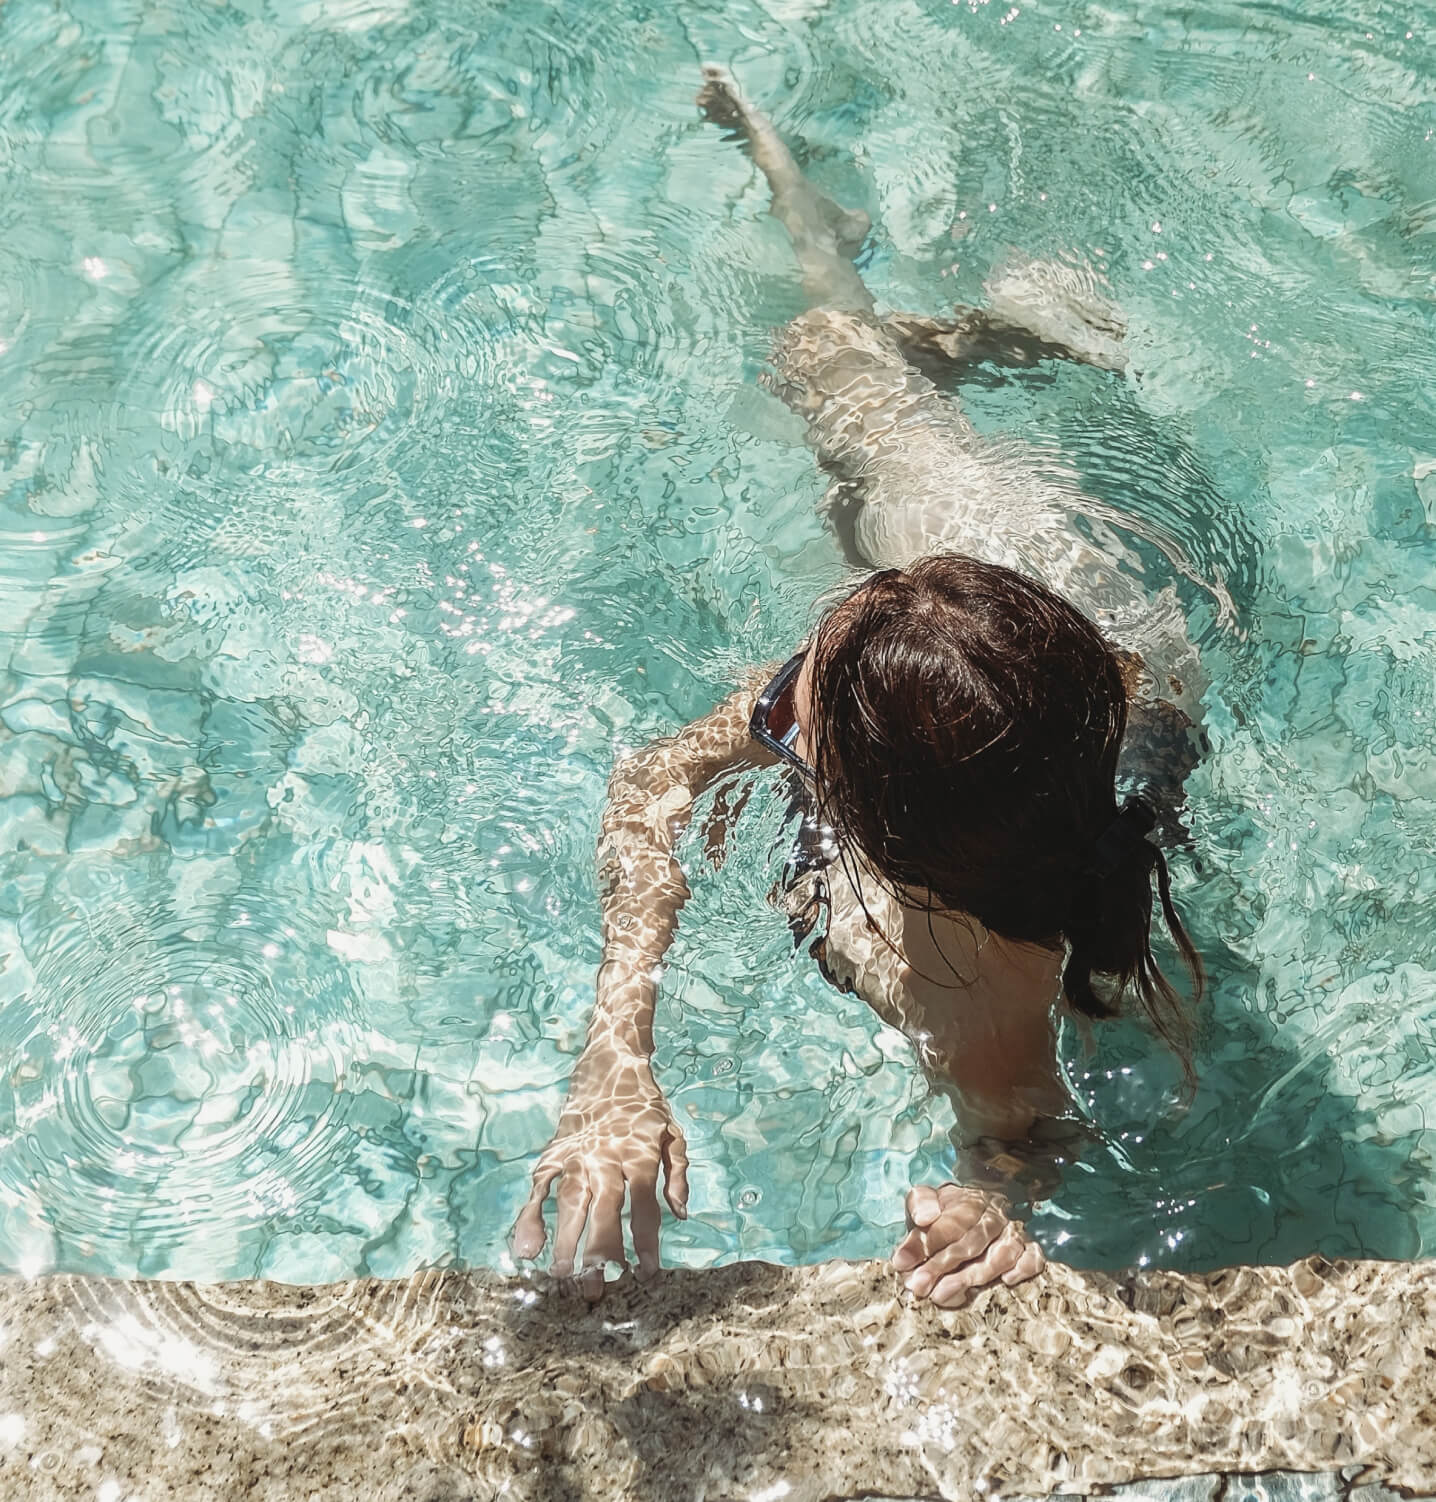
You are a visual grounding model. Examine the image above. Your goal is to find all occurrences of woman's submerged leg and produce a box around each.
[697,65,875,315]
[697,66,1129,373]
[695,66,1140,584]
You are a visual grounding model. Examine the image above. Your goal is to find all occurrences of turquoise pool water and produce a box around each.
[1,0,1434,1283]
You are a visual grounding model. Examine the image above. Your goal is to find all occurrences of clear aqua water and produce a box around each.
[1,0,1435,1283]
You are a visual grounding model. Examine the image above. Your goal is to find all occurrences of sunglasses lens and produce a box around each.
[766,676,799,747]
[751,653,812,776]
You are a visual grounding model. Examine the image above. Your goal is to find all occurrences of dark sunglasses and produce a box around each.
[749,652,814,779]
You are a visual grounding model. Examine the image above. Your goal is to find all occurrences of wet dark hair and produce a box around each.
[805,554,1203,1067]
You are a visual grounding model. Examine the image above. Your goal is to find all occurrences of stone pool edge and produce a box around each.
[0,1255,1431,1501]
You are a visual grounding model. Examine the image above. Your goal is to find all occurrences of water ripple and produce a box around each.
[0,873,359,1274]
[2,0,1435,1288]
[38,1268,460,1445]
[118,268,442,477]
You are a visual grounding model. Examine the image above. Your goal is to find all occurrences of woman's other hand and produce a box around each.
[510,1046,689,1298]
[891,1182,1044,1307]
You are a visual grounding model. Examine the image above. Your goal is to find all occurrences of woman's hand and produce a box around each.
[510,1047,689,1297]
[891,1182,1044,1307]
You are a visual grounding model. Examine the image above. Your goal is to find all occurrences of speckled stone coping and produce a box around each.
[0,1256,1432,1501]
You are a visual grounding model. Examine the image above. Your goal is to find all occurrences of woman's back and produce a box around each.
[778,848,1070,1141]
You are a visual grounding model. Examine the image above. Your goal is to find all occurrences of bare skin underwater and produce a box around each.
[513,67,1206,1305]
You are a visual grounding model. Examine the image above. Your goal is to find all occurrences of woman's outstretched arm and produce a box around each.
[511,673,774,1295]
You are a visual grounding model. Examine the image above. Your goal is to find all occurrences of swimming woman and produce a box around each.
[511,68,1207,1306]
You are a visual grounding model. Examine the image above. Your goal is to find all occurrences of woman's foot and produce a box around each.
[696,64,747,133]
[697,66,871,255]
[697,65,874,312]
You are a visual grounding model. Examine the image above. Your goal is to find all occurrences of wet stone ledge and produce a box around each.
[0,1256,1431,1501]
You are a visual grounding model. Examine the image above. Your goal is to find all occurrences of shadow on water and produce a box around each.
[1039,766,1432,1271]
[921,355,1431,1274]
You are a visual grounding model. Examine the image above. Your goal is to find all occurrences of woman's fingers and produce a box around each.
[926,1200,1004,1257]
[904,1183,943,1229]
[896,1184,999,1272]
[549,1170,593,1278]
[629,1169,662,1281]
[928,1223,1032,1308]
[660,1127,689,1218]
[895,1201,997,1297]
[1000,1237,1045,1286]
[511,1162,561,1260]
[515,1119,685,1287]
[891,1226,927,1272]
[906,1182,992,1229]
[901,1207,1006,1296]
[581,1172,629,1272]
[900,1206,1007,1294]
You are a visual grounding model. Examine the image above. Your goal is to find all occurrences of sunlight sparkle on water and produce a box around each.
[1,0,1435,1289]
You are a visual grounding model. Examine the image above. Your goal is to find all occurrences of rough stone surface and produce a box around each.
[0,1256,1431,1500]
